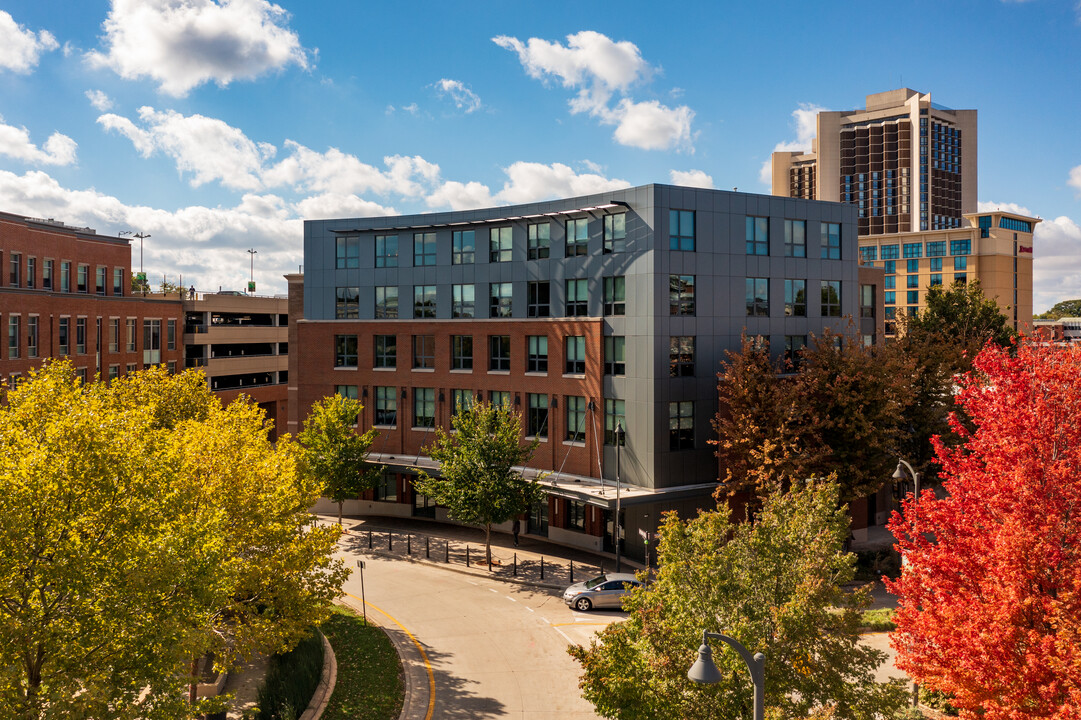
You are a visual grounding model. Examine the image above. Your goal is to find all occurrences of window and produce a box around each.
[375,286,399,318]
[930,274,943,286]
[954,273,967,284]
[604,399,626,445]
[784,335,806,368]
[881,244,899,260]
[884,260,896,275]
[489,227,512,262]
[452,284,474,318]
[903,243,922,259]
[604,214,626,253]
[142,319,161,364]
[907,259,919,273]
[566,218,588,256]
[27,316,37,358]
[490,390,511,407]
[885,291,896,305]
[43,259,53,289]
[527,281,550,317]
[126,363,137,374]
[784,279,806,317]
[9,253,21,286]
[113,267,123,295]
[858,246,876,264]
[746,216,769,255]
[375,471,397,501]
[527,394,548,438]
[488,335,511,371]
[565,396,586,441]
[527,335,548,373]
[670,210,695,251]
[375,235,398,267]
[336,287,360,319]
[7,316,19,358]
[77,264,88,293]
[452,230,475,265]
[927,241,946,257]
[335,335,358,367]
[451,335,473,370]
[565,336,585,374]
[885,275,896,290]
[74,318,86,354]
[413,335,435,369]
[413,388,435,428]
[907,274,919,289]
[746,278,769,316]
[336,236,360,268]
[96,267,107,295]
[603,276,625,316]
[954,256,968,271]
[126,318,136,352]
[167,319,176,350]
[821,281,841,317]
[108,365,119,381]
[109,318,119,352]
[670,336,694,377]
[414,232,436,266]
[335,385,358,401]
[785,220,806,258]
[60,261,70,292]
[669,401,694,450]
[907,290,919,304]
[669,275,696,315]
[26,258,35,288]
[528,223,550,260]
[451,389,474,417]
[59,318,69,355]
[489,282,512,318]
[414,285,436,318]
[860,285,875,318]
[950,239,971,256]
[374,386,397,425]
[930,257,943,272]
[567,500,587,532]
[604,336,625,375]
[566,279,587,316]
[374,335,396,368]
[820,222,841,259]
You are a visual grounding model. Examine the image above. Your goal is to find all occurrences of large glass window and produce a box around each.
[142,319,160,365]
[490,227,512,263]
[167,319,176,350]
[8,316,19,358]
[96,266,107,295]
[527,281,550,317]
[109,318,119,352]
[670,336,694,377]
[126,318,136,352]
[452,284,475,318]
[603,276,625,316]
[860,285,875,318]
[25,257,35,289]
[881,244,899,260]
[930,257,943,272]
[927,241,947,257]
[784,219,806,258]
[907,274,919,289]
[820,222,841,260]
[670,210,695,251]
[451,389,473,417]
[604,214,626,253]
[336,236,360,268]
[76,318,87,354]
[375,471,398,501]
[451,335,473,370]
[413,388,435,428]
[858,246,876,264]
[489,335,511,371]
[785,279,806,317]
[375,286,398,318]
[375,234,398,267]
[746,278,769,316]
[604,399,626,445]
[566,279,587,316]
[669,275,696,315]
[669,401,694,450]
[950,239,971,256]
[527,394,548,438]
[490,391,510,407]
[374,386,397,426]
[527,335,548,373]
[43,259,53,290]
[746,216,769,255]
[784,335,806,368]
[112,267,123,295]
[903,242,922,259]
[413,335,435,369]
[821,281,841,317]
[9,253,21,287]
[27,316,38,358]
[59,318,69,355]
[528,223,550,260]
[566,218,588,256]
[414,232,436,266]
[604,336,625,375]
[954,256,968,271]
[490,282,512,318]
[336,287,359,319]
[565,336,585,374]
[335,385,358,400]
[60,261,70,292]
[335,335,358,367]
[565,396,586,441]
[374,335,396,368]
[77,264,88,293]
[452,230,475,265]
[414,285,436,318]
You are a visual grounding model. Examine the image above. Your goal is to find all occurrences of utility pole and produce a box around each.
[247,248,257,294]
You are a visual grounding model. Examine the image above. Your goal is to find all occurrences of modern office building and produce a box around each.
[857,209,1038,335]
[0,212,184,386]
[771,88,977,236]
[293,184,883,558]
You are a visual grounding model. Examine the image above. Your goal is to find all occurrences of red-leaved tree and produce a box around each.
[887,338,1081,719]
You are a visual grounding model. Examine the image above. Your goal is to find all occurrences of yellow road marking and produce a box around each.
[345,591,435,720]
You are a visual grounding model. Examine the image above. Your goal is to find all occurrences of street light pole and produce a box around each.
[892,458,922,709]
[133,232,151,275]
[247,248,257,294]
[615,421,624,572]
[688,630,765,720]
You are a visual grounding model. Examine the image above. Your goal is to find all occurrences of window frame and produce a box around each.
[374,335,397,369]
[527,281,550,318]
[603,276,625,316]
[565,336,585,374]
[452,284,475,319]
[335,286,360,319]
[414,232,437,266]
[670,210,695,251]
[451,335,473,370]
[527,335,548,373]
[489,227,512,263]
[820,222,841,260]
[414,285,436,318]
[565,396,586,442]
[669,401,694,450]
[821,280,842,317]
[784,279,807,317]
[745,216,769,256]
[528,222,550,260]
[375,234,398,268]
[374,386,397,426]
[604,336,625,375]
[565,218,589,257]
[452,230,475,265]
[746,278,769,317]
[375,285,399,319]
[489,335,511,371]
[784,219,806,258]
[334,334,358,367]
[669,336,694,377]
[489,282,512,318]
[566,278,587,317]
[603,213,626,253]
[412,335,435,369]
[669,275,696,316]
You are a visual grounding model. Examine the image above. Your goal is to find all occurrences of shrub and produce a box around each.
[255,632,324,720]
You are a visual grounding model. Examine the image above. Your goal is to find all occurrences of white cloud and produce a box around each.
[427,161,629,211]
[0,11,58,73]
[0,116,76,166]
[435,79,482,113]
[1068,164,1081,194]
[493,31,694,152]
[85,0,310,97]
[263,144,440,197]
[760,103,825,185]
[294,193,395,220]
[85,89,114,111]
[670,169,714,189]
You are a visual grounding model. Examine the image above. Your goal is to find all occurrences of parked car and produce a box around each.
[563,572,642,611]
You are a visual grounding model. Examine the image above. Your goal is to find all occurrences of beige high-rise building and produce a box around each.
[772,88,977,237]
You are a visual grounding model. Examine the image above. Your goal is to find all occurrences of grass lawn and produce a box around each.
[860,607,897,631]
[322,605,403,720]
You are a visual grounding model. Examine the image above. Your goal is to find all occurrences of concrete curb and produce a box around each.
[360,546,569,591]
[298,630,336,720]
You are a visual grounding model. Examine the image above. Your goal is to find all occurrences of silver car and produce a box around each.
[563,573,641,611]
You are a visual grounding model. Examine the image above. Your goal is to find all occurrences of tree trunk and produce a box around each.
[485,523,492,567]
[189,656,198,706]
[338,500,343,525]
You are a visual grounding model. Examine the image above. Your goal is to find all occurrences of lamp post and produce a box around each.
[892,458,921,709]
[247,248,257,294]
[614,421,625,572]
[687,630,765,720]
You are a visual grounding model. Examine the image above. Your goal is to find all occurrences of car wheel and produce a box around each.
[574,597,593,612]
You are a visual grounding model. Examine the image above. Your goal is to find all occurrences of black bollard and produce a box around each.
[388,532,392,552]
[407,534,411,555]
[368,530,372,550]
[540,556,544,580]
[570,560,574,583]
[445,540,449,563]
[513,553,517,577]
[466,546,470,567]
[426,536,430,559]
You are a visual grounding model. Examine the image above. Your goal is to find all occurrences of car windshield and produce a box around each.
[584,575,608,589]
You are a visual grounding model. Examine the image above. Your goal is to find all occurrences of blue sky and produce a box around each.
[0,0,1079,311]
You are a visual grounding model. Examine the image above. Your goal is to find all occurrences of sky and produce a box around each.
[0,0,1078,311]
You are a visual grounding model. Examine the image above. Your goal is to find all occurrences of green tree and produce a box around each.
[0,362,346,720]
[1034,298,1081,320]
[902,279,1015,357]
[299,394,381,525]
[569,481,908,719]
[414,401,545,566]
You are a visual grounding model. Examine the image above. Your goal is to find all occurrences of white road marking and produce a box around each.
[488,588,499,593]
[506,596,517,602]
[552,626,575,643]
[525,606,535,613]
